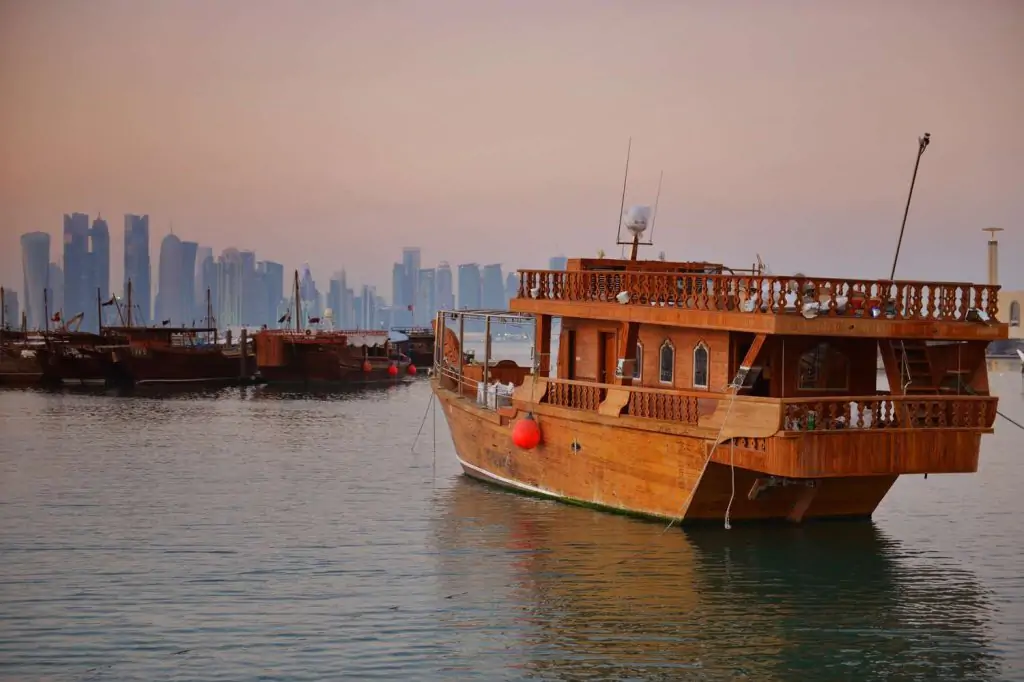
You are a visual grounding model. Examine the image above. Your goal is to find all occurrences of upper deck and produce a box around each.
[511,258,1006,341]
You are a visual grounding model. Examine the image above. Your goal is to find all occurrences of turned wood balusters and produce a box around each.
[518,270,1000,322]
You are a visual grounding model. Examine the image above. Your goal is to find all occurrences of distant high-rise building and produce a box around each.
[548,256,568,271]
[505,271,518,304]
[124,214,151,323]
[457,263,481,310]
[261,261,284,327]
[217,248,244,327]
[19,232,50,330]
[47,263,64,323]
[481,264,505,310]
[155,233,184,325]
[2,289,20,330]
[90,216,111,326]
[416,268,436,327]
[435,262,454,312]
[63,212,91,325]
[179,241,198,325]
[359,284,378,329]
[195,246,213,321]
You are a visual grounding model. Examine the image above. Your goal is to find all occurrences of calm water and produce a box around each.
[1,369,1023,681]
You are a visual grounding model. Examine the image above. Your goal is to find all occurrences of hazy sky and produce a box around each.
[1,0,1022,299]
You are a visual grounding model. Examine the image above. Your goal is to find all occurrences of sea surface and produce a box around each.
[1,357,1023,680]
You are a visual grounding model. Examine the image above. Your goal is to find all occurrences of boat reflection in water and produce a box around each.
[433,480,998,680]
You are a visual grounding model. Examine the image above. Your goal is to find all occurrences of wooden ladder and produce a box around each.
[894,340,936,394]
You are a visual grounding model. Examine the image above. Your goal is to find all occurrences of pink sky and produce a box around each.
[1,0,1022,299]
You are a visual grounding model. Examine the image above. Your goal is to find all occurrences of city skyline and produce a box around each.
[1,2,1021,294]
[4,213,552,332]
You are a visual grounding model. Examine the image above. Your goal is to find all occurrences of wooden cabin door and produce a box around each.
[598,332,617,383]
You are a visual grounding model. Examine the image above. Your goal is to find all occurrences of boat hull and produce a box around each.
[110,346,245,386]
[434,381,899,525]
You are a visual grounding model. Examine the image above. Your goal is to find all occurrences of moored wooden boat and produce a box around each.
[104,326,252,386]
[253,328,412,385]
[391,326,435,372]
[431,223,1006,525]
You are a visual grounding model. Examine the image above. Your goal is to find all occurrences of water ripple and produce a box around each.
[1,375,1022,680]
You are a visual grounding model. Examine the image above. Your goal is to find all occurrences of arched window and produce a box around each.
[693,342,709,389]
[1010,301,1020,327]
[798,342,850,391]
[659,340,675,384]
[634,342,643,380]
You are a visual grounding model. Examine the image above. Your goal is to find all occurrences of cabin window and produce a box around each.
[1011,301,1020,327]
[659,340,675,384]
[693,342,709,389]
[634,342,643,380]
[798,342,850,391]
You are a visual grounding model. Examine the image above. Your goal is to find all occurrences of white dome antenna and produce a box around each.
[624,205,651,237]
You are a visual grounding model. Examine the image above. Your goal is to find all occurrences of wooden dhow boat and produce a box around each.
[430,212,1006,525]
[252,270,414,385]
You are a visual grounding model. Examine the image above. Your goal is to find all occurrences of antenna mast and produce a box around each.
[615,137,632,246]
[889,132,931,280]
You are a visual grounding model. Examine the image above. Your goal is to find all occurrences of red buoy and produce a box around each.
[511,413,541,449]
[387,364,399,376]
[362,361,372,373]
[407,364,417,375]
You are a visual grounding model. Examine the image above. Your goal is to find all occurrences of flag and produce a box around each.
[101,296,116,307]
[278,312,289,323]
[161,319,171,326]
[407,304,413,312]
[309,317,321,324]
[52,312,61,322]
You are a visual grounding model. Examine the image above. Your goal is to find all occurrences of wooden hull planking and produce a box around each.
[435,380,978,524]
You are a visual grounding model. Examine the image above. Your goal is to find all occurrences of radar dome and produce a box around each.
[623,205,651,237]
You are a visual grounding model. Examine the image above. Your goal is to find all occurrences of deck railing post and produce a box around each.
[483,314,491,403]
[457,313,464,395]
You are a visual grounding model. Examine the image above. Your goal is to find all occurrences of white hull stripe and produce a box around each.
[456,456,565,500]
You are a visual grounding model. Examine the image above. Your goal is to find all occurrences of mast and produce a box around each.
[127,280,133,327]
[1,286,5,343]
[44,286,50,338]
[294,269,301,332]
[96,287,102,335]
[207,287,214,344]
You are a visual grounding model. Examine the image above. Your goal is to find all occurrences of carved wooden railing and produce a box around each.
[625,389,700,424]
[517,270,1000,322]
[542,377,712,424]
[781,395,998,431]
[545,379,603,411]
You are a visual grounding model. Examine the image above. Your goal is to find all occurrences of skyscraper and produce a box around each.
[63,212,90,325]
[155,233,184,324]
[194,245,213,321]
[415,268,436,327]
[457,263,481,310]
[1,289,19,330]
[90,215,111,326]
[47,263,64,322]
[19,231,50,330]
[505,271,518,304]
[262,261,284,327]
[179,241,198,325]
[435,262,454,312]
[124,214,151,323]
[548,256,568,271]
[217,248,244,327]
[481,264,505,309]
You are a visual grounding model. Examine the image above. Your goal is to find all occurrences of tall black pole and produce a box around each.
[889,132,931,280]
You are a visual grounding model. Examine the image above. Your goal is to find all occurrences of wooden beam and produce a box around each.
[534,314,552,377]
[733,333,767,392]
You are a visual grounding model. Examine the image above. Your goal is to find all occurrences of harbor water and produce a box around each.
[1,359,1023,680]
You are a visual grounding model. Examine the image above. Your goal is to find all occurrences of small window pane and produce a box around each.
[659,343,674,383]
[634,344,642,379]
[693,344,709,388]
